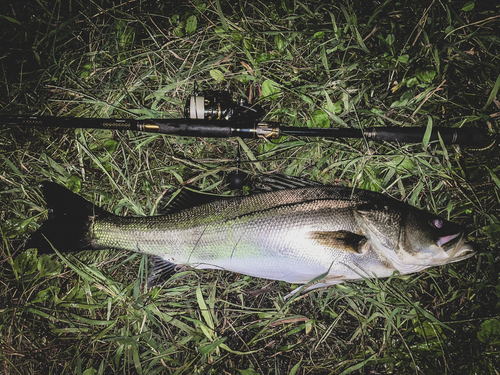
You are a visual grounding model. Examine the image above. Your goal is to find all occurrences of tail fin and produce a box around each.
[26,181,111,254]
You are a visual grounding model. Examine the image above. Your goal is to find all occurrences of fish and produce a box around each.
[25,179,475,297]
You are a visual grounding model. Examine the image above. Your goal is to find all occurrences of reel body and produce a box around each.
[184,89,264,121]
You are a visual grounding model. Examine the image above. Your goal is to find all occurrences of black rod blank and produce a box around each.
[0,115,487,146]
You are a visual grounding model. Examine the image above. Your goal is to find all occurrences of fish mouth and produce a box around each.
[440,232,476,262]
[438,232,462,251]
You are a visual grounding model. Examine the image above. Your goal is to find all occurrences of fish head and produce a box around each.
[355,201,475,272]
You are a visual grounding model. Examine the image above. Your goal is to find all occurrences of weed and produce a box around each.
[1,1,500,374]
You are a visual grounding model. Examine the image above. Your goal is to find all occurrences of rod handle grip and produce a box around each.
[365,127,487,146]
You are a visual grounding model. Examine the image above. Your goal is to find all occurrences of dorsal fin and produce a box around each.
[250,172,324,192]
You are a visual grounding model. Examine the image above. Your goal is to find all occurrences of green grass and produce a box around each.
[1,0,500,373]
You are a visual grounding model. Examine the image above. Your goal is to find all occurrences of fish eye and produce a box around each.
[430,219,443,229]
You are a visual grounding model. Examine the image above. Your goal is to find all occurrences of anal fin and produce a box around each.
[148,256,179,285]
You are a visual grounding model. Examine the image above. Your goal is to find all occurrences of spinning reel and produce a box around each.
[184,88,265,190]
[184,88,265,122]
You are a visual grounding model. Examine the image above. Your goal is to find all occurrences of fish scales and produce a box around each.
[91,187,379,283]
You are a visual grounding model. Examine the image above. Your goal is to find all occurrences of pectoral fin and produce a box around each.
[309,231,367,253]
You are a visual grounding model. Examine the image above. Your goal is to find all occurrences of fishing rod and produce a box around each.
[0,89,488,146]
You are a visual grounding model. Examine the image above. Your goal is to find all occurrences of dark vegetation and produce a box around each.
[1,0,500,373]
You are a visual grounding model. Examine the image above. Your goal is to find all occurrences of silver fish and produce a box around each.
[26,180,475,296]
